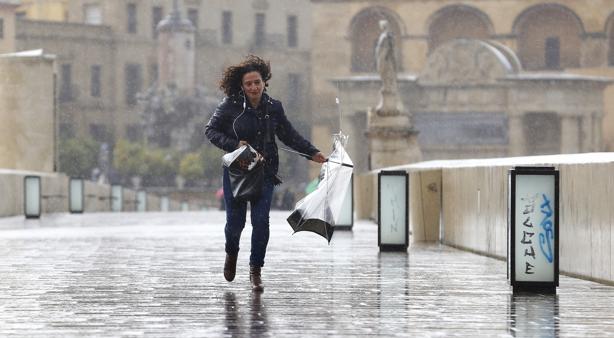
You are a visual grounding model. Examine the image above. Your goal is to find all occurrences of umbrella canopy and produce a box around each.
[305,178,319,194]
[287,133,353,243]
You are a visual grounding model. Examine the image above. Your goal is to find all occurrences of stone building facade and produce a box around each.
[311,0,614,170]
[3,0,313,149]
[334,39,610,172]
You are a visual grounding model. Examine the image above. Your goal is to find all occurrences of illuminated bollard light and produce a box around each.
[111,185,123,212]
[69,178,84,213]
[181,202,189,212]
[378,170,409,251]
[137,191,147,212]
[160,196,169,212]
[24,175,41,219]
[508,166,559,294]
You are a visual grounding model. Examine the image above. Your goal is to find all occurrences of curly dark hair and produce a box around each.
[219,55,272,96]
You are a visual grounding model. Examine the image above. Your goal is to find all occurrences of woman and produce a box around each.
[205,55,326,292]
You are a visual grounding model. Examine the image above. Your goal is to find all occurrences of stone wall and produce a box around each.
[354,153,614,284]
[83,181,112,213]
[0,169,198,218]
[0,51,55,172]
[0,171,26,216]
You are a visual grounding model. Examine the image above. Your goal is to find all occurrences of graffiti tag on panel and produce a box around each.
[515,174,555,282]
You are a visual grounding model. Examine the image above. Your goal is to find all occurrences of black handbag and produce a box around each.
[223,145,264,201]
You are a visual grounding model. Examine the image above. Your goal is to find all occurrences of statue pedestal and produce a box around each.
[375,88,402,116]
[366,107,421,169]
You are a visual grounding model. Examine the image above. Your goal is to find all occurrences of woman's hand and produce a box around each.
[238,141,265,161]
[311,152,326,164]
[237,140,248,149]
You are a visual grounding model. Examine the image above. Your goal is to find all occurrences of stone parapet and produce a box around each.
[0,170,195,217]
[354,152,614,285]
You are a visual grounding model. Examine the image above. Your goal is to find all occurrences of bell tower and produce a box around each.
[156,0,196,95]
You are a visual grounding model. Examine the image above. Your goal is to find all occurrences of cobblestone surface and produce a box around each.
[0,211,613,337]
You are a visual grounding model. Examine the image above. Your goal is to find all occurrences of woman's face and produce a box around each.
[241,71,264,104]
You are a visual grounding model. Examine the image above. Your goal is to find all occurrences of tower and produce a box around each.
[156,0,196,95]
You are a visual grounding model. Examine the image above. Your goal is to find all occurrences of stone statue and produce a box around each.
[366,19,421,169]
[375,20,399,114]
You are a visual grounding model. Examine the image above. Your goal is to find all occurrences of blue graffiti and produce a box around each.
[539,194,554,263]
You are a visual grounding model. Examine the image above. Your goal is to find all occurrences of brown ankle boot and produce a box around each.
[224,254,238,282]
[249,265,264,292]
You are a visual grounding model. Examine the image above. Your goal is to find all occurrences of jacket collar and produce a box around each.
[249,92,271,109]
[229,92,271,106]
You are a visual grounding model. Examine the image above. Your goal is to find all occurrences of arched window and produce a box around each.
[349,7,403,73]
[514,4,583,70]
[427,5,493,53]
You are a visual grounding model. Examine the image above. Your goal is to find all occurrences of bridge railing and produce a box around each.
[354,152,614,285]
[0,169,200,218]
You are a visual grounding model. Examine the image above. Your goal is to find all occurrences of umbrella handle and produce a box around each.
[325,159,354,168]
[279,146,353,167]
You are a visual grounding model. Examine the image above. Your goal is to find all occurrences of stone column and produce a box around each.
[593,111,603,151]
[366,108,421,169]
[581,114,593,153]
[507,115,525,156]
[560,115,580,153]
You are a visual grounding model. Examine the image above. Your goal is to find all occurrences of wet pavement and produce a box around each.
[0,211,613,337]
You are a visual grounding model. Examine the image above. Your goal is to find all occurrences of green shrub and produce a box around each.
[58,137,99,178]
[180,152,204,182]
[112,139,146,179]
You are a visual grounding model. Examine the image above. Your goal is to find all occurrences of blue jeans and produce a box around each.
[223,168,275,267]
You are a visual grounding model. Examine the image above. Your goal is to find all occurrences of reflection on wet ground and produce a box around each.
[0,211,613,336]
[223,291,268,337]
[509,293,559,337]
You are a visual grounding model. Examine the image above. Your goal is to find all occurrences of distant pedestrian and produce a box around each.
[205,55,326,292]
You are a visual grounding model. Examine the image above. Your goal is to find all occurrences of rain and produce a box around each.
[2,0,614,336]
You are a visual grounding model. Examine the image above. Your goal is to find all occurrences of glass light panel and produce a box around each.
[160,196,169,212]
[111,185,122,212]
[380,174,407,245]
[24,176,41,217]
[514,174,555,282]
[137,191,147,212]
[69,179,84,213]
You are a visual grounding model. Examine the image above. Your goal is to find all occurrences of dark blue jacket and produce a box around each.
[205,93,320,179]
